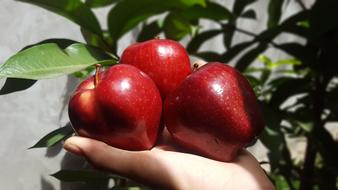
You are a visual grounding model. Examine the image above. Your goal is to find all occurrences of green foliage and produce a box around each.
[85,0,120,8]
[0,43,115,79]
[137,21,162,42]
[107,0,206,41]
[3,0,338,189]
[29,123,74,148]
[163,12,192,40]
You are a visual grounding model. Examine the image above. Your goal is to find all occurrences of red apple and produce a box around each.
[68,64,162,150]
[163,62,265,161]
[120,38,191,97]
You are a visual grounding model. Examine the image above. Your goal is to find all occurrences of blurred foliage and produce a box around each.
[1,0,338,189]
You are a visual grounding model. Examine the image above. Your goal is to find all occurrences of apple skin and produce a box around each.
[120,38,191,97]
[163,62,265,161]
[68,64,162,150]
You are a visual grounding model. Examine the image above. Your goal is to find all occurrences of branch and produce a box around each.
[295,0,307,10]
[234,27,279,47]
[299,65,325,190]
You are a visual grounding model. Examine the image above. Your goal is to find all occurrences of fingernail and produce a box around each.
[63,140,83,156]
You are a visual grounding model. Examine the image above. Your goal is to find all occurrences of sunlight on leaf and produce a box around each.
[29,123,74,148]
[0,43,115,79]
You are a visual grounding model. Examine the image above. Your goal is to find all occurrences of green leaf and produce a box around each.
[173,0,206,7]
[108,0,205,40]
[245,67,265,74]
[244,75,260,88]
[29,123,74,148]
[80,28,114,52]
[51,170,124,182]
[258,55,301,70]
[187,30,222,53]
[137,21,162,42]
[240,9,256,19]
[273,58,301,67]
[258,55,272,66]
[235,43,268,71]
[0,43,115,79]
[182,2,232,21]
[260,70,271,85]
[0,78,37,95]
[21,38,79,50]
[0,39,79,94]
[18,0,102,36]
[163,12,192,41]
[270,174,290,190]
[85,0,119,8]
[267,0,284,28]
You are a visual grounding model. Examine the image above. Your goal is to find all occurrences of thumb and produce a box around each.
[63,136,174,189]
[63,136,138,175]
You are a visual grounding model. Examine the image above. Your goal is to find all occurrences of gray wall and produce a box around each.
[0,0,320,190]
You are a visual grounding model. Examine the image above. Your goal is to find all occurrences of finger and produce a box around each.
[63,136,137,174]
[63,136,175,189]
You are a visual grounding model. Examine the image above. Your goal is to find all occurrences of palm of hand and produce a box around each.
[64,134,275,190]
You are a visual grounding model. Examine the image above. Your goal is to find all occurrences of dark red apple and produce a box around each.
[68,64,162,150]
[163,62,265,161]
[120,38,191,97]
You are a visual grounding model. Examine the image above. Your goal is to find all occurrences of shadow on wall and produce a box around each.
[40,75,111,190]
[59,153,110,190]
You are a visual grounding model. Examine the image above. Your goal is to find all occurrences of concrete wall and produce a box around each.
[0,0,316,190]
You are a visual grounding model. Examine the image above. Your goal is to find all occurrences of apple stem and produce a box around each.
[192,63,199,72]
[94,64,101,87]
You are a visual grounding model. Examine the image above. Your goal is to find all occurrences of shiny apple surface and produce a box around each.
[120,39,191,97]
[164,62,264,161]
[69,64,162,150]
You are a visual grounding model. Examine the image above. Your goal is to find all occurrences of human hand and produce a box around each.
[63,131,275,190]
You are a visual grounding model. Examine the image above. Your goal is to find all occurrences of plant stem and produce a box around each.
[94,64,101,87]
[299,136,316,190]
[235,27,257,38]
[234,27,279,47]
[300,69,325,190]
